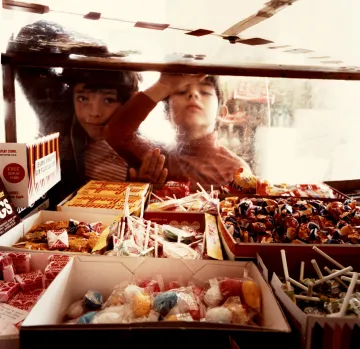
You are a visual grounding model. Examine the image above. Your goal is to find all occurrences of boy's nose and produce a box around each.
[89,96,102,117]
[187,87,200,100]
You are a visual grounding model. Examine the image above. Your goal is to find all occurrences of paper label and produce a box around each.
[34,152,56,184]
[0,303,28,324]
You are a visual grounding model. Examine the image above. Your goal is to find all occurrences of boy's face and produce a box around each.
[74,83,121,141]
[168,81,219,133]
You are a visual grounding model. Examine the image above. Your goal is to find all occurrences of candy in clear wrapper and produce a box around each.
[164,313,194,322]
[223,297,250,325]
[132,292,152,318]
[124,285,143,303]
[7,252,31,274]
[205,307,232,324]
[84,290,103,309]
[204,281,222,307]
[47,229,69,250]
[77,311,97,324]
[0,281,19,302]
[153,292,178,316]
[66,300,86,319]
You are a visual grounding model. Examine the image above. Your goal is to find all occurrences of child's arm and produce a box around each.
[104,74,206,168]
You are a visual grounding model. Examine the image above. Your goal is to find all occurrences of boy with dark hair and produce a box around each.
[105,73,251,189]
[6,20,144,197]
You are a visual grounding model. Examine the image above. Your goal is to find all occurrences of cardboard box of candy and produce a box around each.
[0,211,118,255]
[260,248,360,349]
[0,133,61,208]
[20,257,290,349]
[0,250,71,349]
[57,181,151,216]
[143,211,223,260]
[218,196,360,259]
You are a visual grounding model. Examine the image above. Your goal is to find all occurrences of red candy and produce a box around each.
[15,270,43,292]
[8,289,43,311]
[219,278,242,299]
[6,252,31,274]
[47,229,69,250]
[0,281,19,302]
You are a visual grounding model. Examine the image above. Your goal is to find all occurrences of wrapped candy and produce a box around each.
[0,255,15,282]
[84,290,103,309]
[0,281,19,302]
[15,270,43,292]
[132,292,152,318]
[7,252,31,274]
[164,313,194,322]
[222,297,250,325]
[66,300,86,319]
[47,229,69,250]
[153,292,178,316]
[8,289,43,311]
[92,305,133,324]
[205,307,232,324]
[77,311,97,324]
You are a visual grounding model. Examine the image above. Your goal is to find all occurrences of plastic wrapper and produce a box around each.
[153,292,178,316]
[162,225,195,243]
[0,281,19,302]
[66,300,86,319]
[153,181,191,200]
[223,297,251,325]
[224,167,257,194]
[164,313,194,321]
[7,252,31,274]
[85,290,103,309]
[47,229,69,250]
[163,242,201,259]
[15,270,43,292]
[205,307,232,324]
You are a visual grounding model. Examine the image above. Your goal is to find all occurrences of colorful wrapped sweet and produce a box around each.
[47,229,69,250]
[221,197,360,245]
[15,270,43,292]
[63,272,263,327]
[8,289,44,311]
[0,281,19,302]
[6,252,31,274]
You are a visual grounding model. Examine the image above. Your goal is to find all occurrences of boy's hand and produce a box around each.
[129,148,168,185]
[145,73,207,103]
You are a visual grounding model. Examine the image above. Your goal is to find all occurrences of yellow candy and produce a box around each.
[133,293,151,318]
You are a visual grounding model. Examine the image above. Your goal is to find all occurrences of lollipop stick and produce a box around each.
[116,220,121,238]
[281,249,291,291]
[341,276,360,285]
[124,187,131,217]
[295,295,320,302]
[211,185,214,199]
[154,223,158,258]
[313,266,353,286]
[338,272,358,317]
[307,282,313,297]
[300,261,305,281]
[311,259,324,279]
[151,192,164,202]
[324,266,348,288]
[287,277,308,292]
[196,182,210,200]
[144,221,150,250]
[119,218,126,243]
[312,246,345,270]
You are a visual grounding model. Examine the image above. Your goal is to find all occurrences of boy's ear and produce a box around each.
[219,105,228,117]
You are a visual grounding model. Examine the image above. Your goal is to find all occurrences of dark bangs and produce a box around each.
[63,69,142,104]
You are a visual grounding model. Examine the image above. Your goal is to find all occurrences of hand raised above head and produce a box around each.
[145,73,207,103]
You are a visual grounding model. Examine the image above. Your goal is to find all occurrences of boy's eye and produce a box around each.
[201,90,213,96]
[76,95,88,103]
[104,97,117,104]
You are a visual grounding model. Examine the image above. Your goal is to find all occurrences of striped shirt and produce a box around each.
[85,140,128,181]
